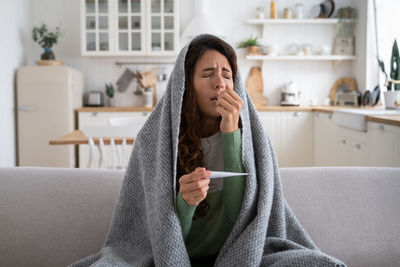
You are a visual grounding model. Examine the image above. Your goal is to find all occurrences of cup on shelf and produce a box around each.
[302,44,313,56]
[322,45,332,55]
[294,3,304,19]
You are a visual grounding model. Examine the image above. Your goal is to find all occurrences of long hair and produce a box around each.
[177,35,238,219]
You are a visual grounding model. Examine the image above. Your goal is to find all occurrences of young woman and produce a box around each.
[70,35,345,267]
[176,36,246,266]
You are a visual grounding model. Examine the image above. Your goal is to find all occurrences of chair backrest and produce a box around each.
[81,126,135,169]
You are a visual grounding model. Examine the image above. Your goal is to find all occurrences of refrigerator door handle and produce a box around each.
[19,106,37,111]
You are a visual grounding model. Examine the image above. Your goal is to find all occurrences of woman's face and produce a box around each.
[192,49,234,119]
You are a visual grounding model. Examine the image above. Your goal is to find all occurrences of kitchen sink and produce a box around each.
[332,108,400,131]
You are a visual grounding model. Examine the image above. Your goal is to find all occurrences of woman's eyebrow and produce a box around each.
[201,67,231,73]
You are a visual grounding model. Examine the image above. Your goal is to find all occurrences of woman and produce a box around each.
[70,35,345,267]
[176,36,246,265]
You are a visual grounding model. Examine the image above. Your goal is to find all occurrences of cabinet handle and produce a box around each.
[294,112,302,117]
[341,139,346,144]
[316,112,319,117]
[355,144,361,149]
[91,112,98,116]
[18,106,37,111]
[142,112,148,116]
[328,114,332,119]
[378,125,384,131]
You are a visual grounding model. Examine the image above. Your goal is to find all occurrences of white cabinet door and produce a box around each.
[337,126,369,166]
[81,0,115,55]
[146,0,179,55]
[313,112,339,166]
[280,111,313,167]
[115,0,146,55]
[258,112,280,160]
[367,122,398,167]
[81,0,179,56]
[337,136,352,166]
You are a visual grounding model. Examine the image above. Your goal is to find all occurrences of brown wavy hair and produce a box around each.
[177,35,238,219]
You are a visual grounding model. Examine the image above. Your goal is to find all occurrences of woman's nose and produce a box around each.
[215,75,225,91]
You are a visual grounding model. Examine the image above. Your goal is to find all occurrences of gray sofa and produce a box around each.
[0,167,399,267]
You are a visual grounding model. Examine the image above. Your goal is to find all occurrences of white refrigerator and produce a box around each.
[17,66,83,167]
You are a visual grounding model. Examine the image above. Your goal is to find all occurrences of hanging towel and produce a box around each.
[116,68,136,92]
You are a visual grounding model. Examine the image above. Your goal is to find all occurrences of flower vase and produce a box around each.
[107,97,115,107]
[384,91,400,109]
[41,47,55,60]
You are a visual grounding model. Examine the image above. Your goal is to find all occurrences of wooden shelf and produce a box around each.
[246,18,353,25]
[246,55,356,61]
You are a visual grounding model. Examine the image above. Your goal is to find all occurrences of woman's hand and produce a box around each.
[216,86,243,133]
[179,167,211,206]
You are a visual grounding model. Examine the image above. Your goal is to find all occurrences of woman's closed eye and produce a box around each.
[201,72,231,79]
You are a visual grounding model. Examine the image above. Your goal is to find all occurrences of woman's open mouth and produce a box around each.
[210,97,218,102]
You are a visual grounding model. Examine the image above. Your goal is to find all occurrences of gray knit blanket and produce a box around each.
[70,35,345,266]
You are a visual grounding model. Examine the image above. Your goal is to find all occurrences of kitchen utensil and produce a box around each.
[281,81,301,106]
[310,4,321,18]
[294,3,304,19]
[370,85,381,106]
[362,90,372,106]
[326,0,335,17]
[283,7,293,19]
[85,91,105,106]
[144,89,153,108]
[335,91,359,106]
[246,67,269,108]
[255,6,265,19]
[329,77,358,104]
[270,0,277,18]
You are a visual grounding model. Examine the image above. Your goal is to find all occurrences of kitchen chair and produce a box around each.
[81,126,135,170]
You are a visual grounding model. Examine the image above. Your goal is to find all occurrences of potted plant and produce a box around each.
[378,39,400,109]
[32,23,64,65]
[105,82,115,107]
[239,36,261,55]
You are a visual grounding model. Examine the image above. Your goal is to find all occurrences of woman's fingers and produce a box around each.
[181,184,210,206]
[179,167,210,184]
[182,178,210,193]
[179,167,211,206]
[217,90,242,113]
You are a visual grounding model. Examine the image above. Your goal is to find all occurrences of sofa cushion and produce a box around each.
[280,167,400,267]
[0,167,124,267]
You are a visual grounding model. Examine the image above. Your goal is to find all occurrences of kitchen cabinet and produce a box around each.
[78,111,149,168]
[257,112,280,159]
[81,0,179,56]
[313,112,339,166]
[367,122,398,167]
[280,111,313,167]
[336,126,369,166]
[258,111,313,167]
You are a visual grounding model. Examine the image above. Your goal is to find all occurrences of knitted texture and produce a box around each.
[69,35,346,267]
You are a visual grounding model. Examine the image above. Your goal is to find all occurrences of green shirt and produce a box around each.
[176,129,246,258]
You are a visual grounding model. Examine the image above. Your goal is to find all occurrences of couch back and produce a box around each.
[0,167,399,267]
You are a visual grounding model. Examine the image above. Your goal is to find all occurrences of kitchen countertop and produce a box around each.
[365,115,400,127]
[77,105,400,127]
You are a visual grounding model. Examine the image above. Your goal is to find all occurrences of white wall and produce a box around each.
[2,0,372,166]
[25,0,364,106]
[0,0,32,167]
